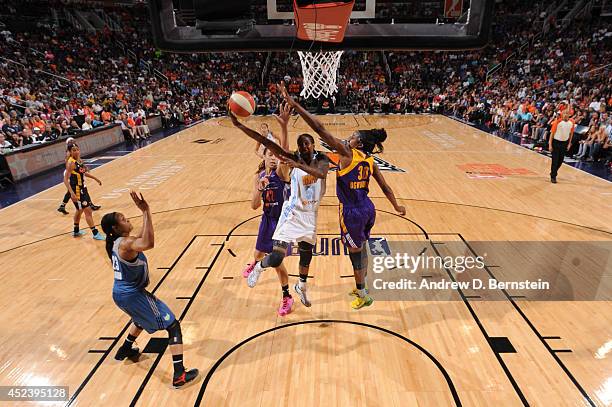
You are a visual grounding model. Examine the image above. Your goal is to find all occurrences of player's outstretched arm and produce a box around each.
[277,82,350,157]
[281,154,329,180]
[229,109,296,161]
[371,163,406,215]
[121,192,155,256]
[273,101,291,151]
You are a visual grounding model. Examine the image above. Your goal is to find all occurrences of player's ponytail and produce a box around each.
[101,212,118,260]
[358,128,387,154]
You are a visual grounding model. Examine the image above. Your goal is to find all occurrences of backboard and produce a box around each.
[149,0,493,52]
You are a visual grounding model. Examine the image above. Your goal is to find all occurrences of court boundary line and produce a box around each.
[3,115,599,404]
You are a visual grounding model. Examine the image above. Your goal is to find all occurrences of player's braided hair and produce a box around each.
[357,129,387,154]
[101,212,119,260]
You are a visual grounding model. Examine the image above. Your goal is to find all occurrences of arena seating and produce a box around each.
[0,0,610,164]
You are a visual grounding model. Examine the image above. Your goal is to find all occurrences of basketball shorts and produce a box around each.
[256,214,279,253]
[272,209,317,245]
[339,200,376,249]
[112,290,176,334]
[72,187,92,210]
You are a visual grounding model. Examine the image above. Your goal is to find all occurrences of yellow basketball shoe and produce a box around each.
[350,295,373,310]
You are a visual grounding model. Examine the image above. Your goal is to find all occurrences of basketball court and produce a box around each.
[0,114,610,406]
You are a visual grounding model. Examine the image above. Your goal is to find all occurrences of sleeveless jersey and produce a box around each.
[111,237,150,294]
[68,157,87,189]
[336,148,374,207]
[281,151,326,217]
[260,169,288,219]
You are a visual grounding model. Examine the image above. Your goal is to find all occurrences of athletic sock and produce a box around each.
[282,284,291,298]
[356,283,366,298]
[121,333,137,349]
[73,224,79,234]
[172,354,185,376]
[298,274,308,289]
[59,202,66,208]
[91,227,99,235]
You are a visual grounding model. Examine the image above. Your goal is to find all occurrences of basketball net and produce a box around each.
[298,50,344,99]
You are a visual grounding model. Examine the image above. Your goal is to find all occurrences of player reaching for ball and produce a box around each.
[229,101,329,316]
[277,82,406,310]
[242,103,291,280]
[101,192,199,388]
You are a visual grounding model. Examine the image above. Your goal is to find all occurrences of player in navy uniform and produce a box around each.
[101,192,199,388]
[58,139,101,215]
[278,82,406,309]
[63,143,105,239]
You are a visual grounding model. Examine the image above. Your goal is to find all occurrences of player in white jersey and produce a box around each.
[229,103,329,316]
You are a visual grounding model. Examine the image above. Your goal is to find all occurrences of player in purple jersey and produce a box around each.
[242,147,289,277]
[278,82,406,310]
[237,102,306,315]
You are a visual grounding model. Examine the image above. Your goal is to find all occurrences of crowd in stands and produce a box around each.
[0,0,611,165]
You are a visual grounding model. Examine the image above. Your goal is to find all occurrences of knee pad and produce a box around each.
[166,320,183,345]
[298,241,314,267]
[264,247,286,268]
[349,248,366,270]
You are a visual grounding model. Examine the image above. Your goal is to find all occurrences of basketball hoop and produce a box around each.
[293,1,353,99]
[298,50,344,99]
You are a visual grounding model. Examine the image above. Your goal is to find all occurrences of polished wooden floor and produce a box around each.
[0,114,610,407]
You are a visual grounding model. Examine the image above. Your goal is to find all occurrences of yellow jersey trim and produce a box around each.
[338,149,372,177]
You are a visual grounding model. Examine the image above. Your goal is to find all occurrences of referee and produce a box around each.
[549,111,574,183]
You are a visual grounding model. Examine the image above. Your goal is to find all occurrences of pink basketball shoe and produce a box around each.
[242,262,255,278]
[278,296,294,316]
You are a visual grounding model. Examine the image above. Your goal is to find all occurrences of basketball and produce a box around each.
[229,91,256,118]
